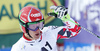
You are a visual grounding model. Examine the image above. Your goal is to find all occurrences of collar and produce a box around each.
[23,33,32,41]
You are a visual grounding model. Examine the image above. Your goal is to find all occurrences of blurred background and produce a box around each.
[0,0,100,51]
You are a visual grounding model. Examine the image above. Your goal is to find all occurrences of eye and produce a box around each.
[29,24,35,28]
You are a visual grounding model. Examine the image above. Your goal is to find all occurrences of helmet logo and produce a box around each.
[31,13,41,17]
[20,16,27,22]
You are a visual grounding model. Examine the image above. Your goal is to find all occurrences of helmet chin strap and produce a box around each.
[26,28,33,38]
[25,24,33,38]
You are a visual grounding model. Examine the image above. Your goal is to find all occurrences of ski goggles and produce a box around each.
[27,19,44,31]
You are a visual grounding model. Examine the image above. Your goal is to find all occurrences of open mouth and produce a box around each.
[35,34,39,36]
[35,31,42,37]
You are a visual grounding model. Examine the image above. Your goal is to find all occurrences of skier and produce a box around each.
[11,5,81,51]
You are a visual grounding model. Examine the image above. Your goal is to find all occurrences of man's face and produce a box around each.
[29,29,42,40]
[26,20,44,40]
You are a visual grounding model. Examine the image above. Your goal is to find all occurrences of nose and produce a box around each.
[35,29,41,32]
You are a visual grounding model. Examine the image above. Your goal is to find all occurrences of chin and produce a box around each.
[35,36,40,39]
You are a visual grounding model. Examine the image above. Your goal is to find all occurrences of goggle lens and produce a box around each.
[27,20,44,31]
